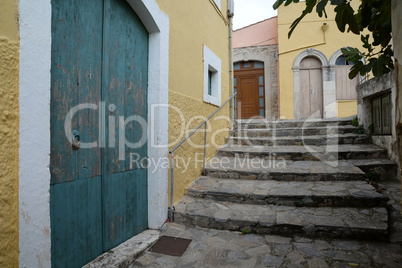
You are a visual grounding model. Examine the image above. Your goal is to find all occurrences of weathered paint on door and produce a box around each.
[335,65,358,100]
[50,0,149,266]
[234,61,265,119]
[300,57,323,119]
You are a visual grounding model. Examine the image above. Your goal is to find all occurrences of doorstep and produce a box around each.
[83,230,160,268]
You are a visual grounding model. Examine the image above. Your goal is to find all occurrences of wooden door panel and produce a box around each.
[336,65,358,100]
[50,0,149,265]
[235,67,265,119]
[102,0,148,250]
[310,68,323,118]
[239,77,258,118]
[50,1,104,266]
[299,57,323,119]
[382,94,391,134]
[50,177,103,267]
[300,69,311,119]
[50,0,103,185]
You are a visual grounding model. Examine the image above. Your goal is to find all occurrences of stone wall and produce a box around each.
[234,45,279,120]
[356,71,400,180]
[391,0,402,208]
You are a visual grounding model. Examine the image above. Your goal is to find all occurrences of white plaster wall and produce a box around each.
[203,45,222,106]
[323,80,337,118]
[19,0,52,267]
[19,0,169,266]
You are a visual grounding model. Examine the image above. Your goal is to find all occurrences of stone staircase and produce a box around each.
[173,118,398,241]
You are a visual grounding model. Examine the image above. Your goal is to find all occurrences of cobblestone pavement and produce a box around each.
[129,223,402,268]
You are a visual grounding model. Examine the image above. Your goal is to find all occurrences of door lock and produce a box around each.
[72,130,81,150]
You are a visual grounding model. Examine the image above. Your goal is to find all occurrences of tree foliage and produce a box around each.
[273,0,393,78]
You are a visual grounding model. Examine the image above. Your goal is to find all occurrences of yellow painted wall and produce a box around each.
[156,0,230,201]
[337,100,357,118]
[0,0,19,267]
[278,2,363,119]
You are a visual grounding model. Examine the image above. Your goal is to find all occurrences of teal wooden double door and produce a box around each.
[50,0,148,267]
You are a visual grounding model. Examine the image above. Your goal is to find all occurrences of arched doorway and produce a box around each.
[234,61,265,119]
[299,56,323,118]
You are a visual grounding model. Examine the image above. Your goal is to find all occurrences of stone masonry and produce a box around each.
[174,117,400,241]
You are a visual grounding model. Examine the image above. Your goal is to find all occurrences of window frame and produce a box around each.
[203,45,222,106]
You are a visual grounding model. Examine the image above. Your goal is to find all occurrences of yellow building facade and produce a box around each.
[0,0,19,267]
[278,2,363,119]
[157,0,231,202]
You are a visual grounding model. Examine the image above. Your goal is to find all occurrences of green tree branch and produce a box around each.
[273,0,394,78]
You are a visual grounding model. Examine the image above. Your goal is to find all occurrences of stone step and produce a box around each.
[235,118,354,130]
[174,196,389,241]
[227,134,370,146]
[204,158,366,181]
[186,177,387,208]
[217,144,388,161]
[236,125,358,138]
[349,159,399,181]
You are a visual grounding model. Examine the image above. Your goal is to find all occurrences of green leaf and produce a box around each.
[273,0,284,10]
[360,2,372,28]
[288,11,308,38]
[334,3,358,34]
[316,0,329,17]
[285,0,294,6]
[330,0,346,5]
[349,61,364,79]
[305,0,318,13]
[341,47,363,63]
[370,58,382,77]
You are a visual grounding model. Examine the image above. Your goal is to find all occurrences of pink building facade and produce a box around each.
[233,17,279,119]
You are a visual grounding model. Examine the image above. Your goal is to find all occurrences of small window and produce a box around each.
[234,63,241,70]
[372,93,391,135]
[336,55,354,66]
[244,62,251,68]
[208,70,213,95]
[203,45,222,106]
[254,61,264,68]
[259,98,264,107]
[259,76,264,85]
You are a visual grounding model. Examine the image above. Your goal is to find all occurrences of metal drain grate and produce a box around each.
[148,236,192,257]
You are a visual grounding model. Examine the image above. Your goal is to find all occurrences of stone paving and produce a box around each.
[217,144,387,161]
[140,118,402,267]
[186,177,386,207]
[173,118,398,240]
[174,196,388,240]
[237,125,358,137]
[129,223,402,268]
[205,159,367,181]
[228,133,370,146]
